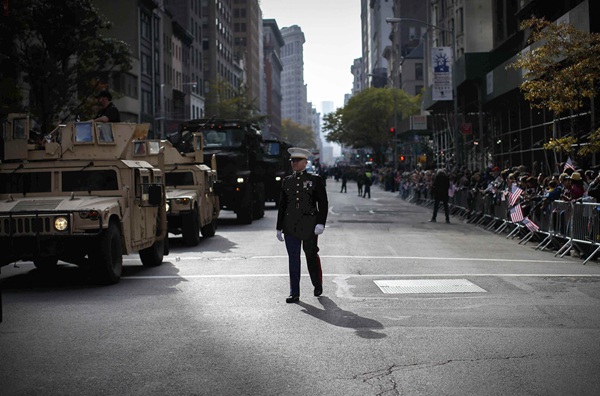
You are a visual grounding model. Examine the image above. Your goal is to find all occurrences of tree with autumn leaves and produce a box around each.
[509,17,600,157]
[322,87,420,165]
[0,1,133,134]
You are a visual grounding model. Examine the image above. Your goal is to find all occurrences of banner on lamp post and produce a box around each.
[431,47,453,101]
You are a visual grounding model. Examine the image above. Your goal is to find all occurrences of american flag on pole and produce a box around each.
[510,204,524,223]
[508,184,523,207]
[564,157,576,171]
[522,217,539,232]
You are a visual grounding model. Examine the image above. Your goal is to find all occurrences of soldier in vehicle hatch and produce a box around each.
[276,147,328,304]
[93,90,121,123]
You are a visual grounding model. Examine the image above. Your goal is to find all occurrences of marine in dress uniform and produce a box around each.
[276,147,328,303]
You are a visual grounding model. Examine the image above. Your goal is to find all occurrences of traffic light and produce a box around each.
[389,127,396,135]
[399,155,405,162]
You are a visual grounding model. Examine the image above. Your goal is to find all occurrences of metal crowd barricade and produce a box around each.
[569,202,600,264]
[536,200,571,254]
[398,182,600,264]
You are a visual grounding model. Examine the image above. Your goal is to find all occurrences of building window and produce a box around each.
[142,53,152,76]
[141,89,152,114]
[415,63,423,80]
[141,12,151,40]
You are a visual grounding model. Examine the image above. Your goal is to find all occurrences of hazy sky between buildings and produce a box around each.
[260,0,362,114]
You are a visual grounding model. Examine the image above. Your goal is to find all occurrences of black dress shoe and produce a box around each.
[286,295,299,303]
[314,286,323,297]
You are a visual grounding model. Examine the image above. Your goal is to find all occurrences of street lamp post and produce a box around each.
[386,17,460,166]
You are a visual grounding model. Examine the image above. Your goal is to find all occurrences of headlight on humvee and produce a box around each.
[54,216,69,231]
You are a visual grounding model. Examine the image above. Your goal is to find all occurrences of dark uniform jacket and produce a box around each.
[432,170,450,200]
[95,102,121,122]
[276,170,328,240]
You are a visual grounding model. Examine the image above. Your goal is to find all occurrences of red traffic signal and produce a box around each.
[399,155,405,162]
[389,127,396,134]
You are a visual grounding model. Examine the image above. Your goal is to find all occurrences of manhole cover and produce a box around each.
[374,279,487,294]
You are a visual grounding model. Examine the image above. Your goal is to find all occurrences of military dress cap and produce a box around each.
[288,147,311,159]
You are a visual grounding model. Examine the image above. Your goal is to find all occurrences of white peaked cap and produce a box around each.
[288,147,311,159]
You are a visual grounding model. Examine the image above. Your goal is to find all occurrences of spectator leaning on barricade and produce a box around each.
[584,170,594,190]
[586,173,600,202]
[569,172,585,200]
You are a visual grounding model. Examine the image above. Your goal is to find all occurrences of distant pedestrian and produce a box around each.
[362,171,372,199]
[276,147,329,303]
[357,174,363,196]
[340,171,347,193]
[430,169,450,223]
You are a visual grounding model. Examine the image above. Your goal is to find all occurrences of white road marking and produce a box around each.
[124,255,569,264]
[123,273,600,280]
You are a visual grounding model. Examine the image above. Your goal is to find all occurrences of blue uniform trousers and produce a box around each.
[284,233,322,297]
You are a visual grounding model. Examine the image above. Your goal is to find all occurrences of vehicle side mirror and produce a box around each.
[148,184,163,206]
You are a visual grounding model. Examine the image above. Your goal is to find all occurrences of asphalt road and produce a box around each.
[2,179,600,395]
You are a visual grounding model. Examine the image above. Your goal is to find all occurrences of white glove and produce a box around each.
[314,224,325,235]
[276,230,284,242]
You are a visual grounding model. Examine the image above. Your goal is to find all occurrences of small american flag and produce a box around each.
[522,217,539,232]
[510,204,524,223]
[508,184,523,207]
[564,157,576,172]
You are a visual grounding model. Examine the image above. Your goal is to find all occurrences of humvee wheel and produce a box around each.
[139,238,164,267]
[90,222,123,284]
[182,207,200,246]
[237,207,253,224]
[33,257,59,271]
[201,219,217,238]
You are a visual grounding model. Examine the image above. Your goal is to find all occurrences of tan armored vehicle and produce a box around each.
[146,136,219,246]
[0,114,168,284]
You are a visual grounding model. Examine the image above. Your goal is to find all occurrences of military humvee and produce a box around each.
[145,136,219,246]
[0,114,168,284]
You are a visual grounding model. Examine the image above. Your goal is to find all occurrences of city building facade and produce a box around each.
[281,25,309,127]
[233,0,262,115]
[262,19,285,139]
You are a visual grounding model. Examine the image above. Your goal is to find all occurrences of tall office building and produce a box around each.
[165,0,205,123]
[361,0,394,88]
[262,19,285,138]
[280,25,309,127]
[233,0,262,114]
[202,0,241,112]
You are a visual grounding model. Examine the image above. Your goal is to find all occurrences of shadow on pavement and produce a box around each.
[298,296,387,339]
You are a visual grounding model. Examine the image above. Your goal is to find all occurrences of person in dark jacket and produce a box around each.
[430,169,450,223]
[276,147,329,303]
[93,90,121,123]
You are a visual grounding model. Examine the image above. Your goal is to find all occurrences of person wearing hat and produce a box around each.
[569,171,585,200]
[276,147,329,303]
[93,90,121,123]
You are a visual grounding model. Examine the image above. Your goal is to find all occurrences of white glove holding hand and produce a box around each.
[314,224,325,235]
[276,230,284,242]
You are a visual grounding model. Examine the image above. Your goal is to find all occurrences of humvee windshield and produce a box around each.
[202,128,244,148]
[263,142,282,156]
[0,172,51,194]
[166,172,195,187]
[62,170,119,192]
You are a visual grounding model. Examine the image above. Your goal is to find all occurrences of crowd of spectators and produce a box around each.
[374,161,600,219]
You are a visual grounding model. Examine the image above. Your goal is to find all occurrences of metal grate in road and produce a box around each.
[374,279,487,294]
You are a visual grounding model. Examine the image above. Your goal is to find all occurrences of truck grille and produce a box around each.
[0,215,55,236]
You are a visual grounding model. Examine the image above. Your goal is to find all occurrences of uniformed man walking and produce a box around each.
[276,147,329,303]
